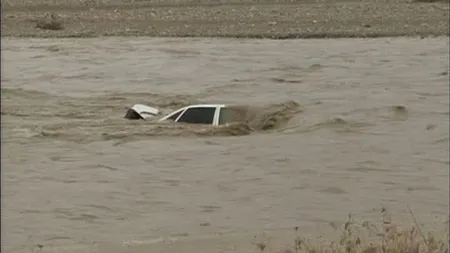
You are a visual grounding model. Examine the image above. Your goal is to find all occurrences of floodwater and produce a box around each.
[1,37,449,253]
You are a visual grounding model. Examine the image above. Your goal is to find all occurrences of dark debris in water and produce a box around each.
[391,105,407,113]
[270,77,303,84]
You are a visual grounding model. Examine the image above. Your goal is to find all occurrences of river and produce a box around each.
[1,36,449,253]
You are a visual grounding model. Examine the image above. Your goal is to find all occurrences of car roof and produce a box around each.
[182,104,227,109]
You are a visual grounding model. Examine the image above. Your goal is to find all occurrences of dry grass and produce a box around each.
[254,207,449,253]
[413,0,448,3]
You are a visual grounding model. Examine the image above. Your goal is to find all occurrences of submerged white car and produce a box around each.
[124,103,243,126]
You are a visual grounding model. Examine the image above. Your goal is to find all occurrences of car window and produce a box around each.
[167,110,184,121]
[177,107,216,125]
[218,107,247,125]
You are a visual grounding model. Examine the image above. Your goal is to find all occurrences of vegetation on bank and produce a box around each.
[254,208,448,253]
[413,0,448,3]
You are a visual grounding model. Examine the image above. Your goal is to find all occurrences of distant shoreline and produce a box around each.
[2,0,449,39]
[2,33,449,39]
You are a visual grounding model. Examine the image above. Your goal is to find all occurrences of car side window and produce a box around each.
[177,107,216,125]
[218,107,246,125]
[167,110,184,121]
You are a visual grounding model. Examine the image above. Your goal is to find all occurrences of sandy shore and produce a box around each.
[1,0,449,38]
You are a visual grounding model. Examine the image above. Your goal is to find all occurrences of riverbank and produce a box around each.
[9,212,449,253]
[1,0,449,38]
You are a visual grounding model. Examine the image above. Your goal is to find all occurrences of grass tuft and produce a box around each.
[35,13,64,30]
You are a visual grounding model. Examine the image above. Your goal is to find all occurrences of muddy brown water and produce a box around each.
[1,37,449,252]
